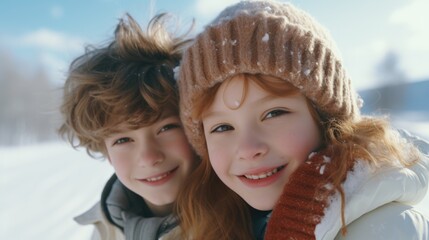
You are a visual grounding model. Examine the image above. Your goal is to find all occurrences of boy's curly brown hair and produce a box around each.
[58,13,193,157]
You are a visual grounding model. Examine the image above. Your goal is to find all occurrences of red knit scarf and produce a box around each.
[264,151,338,240]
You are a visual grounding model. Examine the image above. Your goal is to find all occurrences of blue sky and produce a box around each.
[1,0,428,90]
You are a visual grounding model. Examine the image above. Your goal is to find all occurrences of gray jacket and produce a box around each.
[75,174,179,240]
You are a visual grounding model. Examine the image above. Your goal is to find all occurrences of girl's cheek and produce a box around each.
[207,144,227,168]
[206,137,225,156]
[207,144,220,162]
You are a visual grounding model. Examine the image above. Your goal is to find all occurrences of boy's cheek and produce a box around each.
[106,155,112,164]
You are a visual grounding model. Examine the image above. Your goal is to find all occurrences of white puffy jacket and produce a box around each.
[322,132,429,240]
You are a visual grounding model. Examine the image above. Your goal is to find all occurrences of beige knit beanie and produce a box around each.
[179,0,361,158]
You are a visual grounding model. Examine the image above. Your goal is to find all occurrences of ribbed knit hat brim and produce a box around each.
[179,0,360,158]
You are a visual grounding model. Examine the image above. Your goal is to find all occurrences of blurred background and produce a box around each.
[1,0,428,239]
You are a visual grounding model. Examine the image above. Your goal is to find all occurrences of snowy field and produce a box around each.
[1,118,428,240]
[0,143,114,240]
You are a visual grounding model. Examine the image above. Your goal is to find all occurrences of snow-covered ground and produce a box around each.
[1,117,428,240]
[0,142,113,240]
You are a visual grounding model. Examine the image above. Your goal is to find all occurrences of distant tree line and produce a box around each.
[0,48,419,146]
[373,51,407,112]
[359,50,429,117]
[0,49,62,145]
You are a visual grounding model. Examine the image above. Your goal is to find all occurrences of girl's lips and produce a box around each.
[238,165,286,187]
[241,165,285,178]
[137,166,178,186]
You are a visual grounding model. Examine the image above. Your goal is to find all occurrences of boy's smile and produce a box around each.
[202,75,322,211]
[136,166,179,186]
[104,115,196,215]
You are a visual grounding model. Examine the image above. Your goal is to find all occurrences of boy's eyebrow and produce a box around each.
[159,110,179,120]
[106,126,129,136]
[106,110,180,134]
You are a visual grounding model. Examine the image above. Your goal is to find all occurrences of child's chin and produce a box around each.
[246,198,275,211]
[147,197,176,207]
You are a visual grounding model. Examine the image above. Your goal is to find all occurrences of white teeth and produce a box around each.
[146,172,169,182]
[244,167,278,180]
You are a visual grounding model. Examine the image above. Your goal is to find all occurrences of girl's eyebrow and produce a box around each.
[203,93,301,120]
[202,109,224,121]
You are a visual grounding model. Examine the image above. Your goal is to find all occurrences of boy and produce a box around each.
[59,13,196,240]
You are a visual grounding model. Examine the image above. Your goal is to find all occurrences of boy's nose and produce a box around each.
[137,145,164,167]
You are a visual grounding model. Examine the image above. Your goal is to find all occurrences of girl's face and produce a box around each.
[202,75,322,210]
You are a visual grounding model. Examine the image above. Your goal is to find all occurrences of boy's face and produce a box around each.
[202,75,322,211]
[105,114,196,215]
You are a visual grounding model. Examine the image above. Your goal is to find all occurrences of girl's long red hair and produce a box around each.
[176,73,419,239]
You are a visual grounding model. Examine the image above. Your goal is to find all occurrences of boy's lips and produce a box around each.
[137,166,178,183]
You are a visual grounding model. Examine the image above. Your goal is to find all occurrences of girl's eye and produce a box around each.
[210,124,234,133]
[114,137,131,145]
[264,109,289,120]
[159,123,180,133]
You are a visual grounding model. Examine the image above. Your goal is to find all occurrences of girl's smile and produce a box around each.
[202,74,322,210]
[238,164,287,187]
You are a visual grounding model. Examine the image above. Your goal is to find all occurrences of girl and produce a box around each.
[176,0,429,239]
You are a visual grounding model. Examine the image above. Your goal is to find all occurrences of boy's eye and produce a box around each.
[210,124,234,133]
[263,109,289,120]
[159,123,180,133]
[114,137,131,145]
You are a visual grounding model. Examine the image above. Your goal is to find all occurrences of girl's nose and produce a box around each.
[236,131,268,161]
